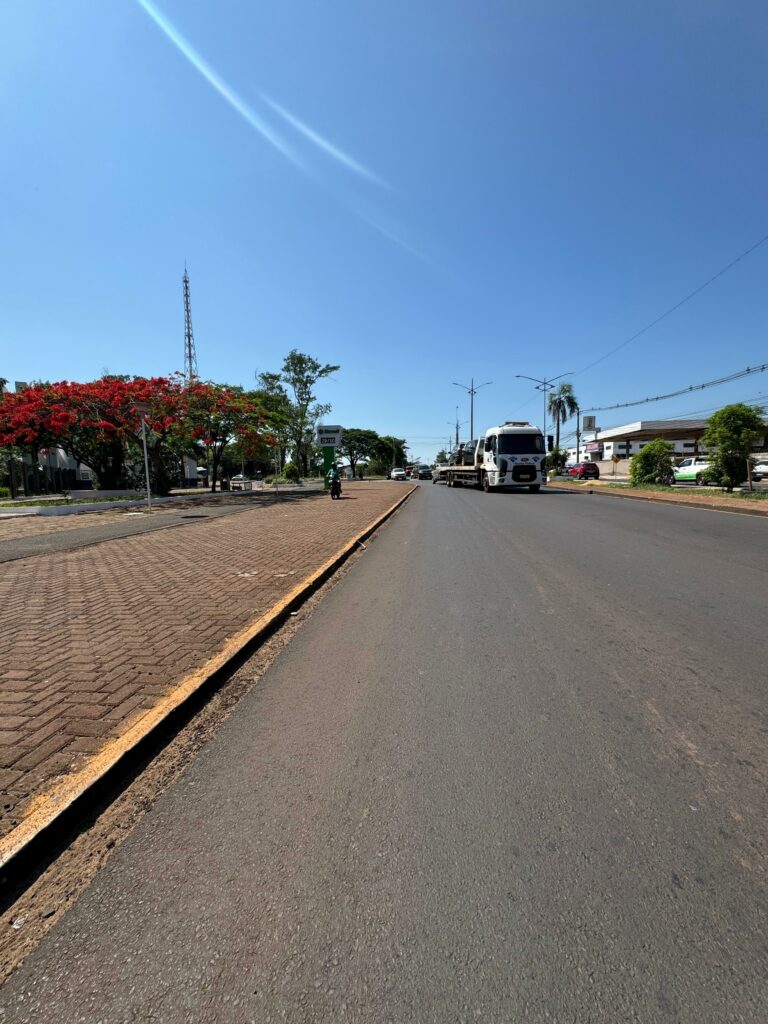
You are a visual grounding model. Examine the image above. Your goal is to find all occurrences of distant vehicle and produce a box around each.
[432,466,445,483]
[390,467,407,481]
[415,464,432,479]
[566,462,600,480]
[751,459,768,481]
[673,457,713,485]
[433,422,548,492]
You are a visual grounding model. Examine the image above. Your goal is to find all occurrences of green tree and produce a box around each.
[373,435,408,472]
[703,403,766,492]
[337,428,379,477]
[435,449,448,465]
[279,351,340,476]
[547,383,578,450]
[547,444,567,475]
[629,438,675,486]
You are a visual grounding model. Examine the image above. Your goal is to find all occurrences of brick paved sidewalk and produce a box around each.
[0,483,414,840]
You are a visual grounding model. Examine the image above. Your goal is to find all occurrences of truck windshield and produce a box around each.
[497,434,545,454]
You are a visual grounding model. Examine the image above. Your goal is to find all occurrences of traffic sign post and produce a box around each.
[316,425,343,490]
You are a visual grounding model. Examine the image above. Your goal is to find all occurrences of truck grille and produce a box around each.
[511,466,536,482]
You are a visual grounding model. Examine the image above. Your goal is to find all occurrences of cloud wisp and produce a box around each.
[260,93,390,189]
[136,0,302,168]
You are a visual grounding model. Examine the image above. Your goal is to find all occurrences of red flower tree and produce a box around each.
[0,376,266,493]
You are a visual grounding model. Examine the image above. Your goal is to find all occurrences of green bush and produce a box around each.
[629,438,674,486]
[547,446,567,475]
[283,462,301,483]
[0,487,9,499]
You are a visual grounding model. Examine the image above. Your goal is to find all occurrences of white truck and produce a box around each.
[436,422,549,493]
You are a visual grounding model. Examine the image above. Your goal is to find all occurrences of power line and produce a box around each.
[576,232,768,375]
[582,362,768,413]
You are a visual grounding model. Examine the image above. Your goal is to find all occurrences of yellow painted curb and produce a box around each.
[0,485,417,873]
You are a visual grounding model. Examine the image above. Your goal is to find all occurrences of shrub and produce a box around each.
[703,403,766,492]
[0,487,9,499]
[283,462,301,483]
[547,446,567,475]
[629,438,674,486]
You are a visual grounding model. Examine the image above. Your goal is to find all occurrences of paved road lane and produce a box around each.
[2,484,767,1022]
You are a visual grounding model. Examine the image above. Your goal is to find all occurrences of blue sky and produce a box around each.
[1,0,767,461]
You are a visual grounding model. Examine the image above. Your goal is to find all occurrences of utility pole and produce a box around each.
[575,406,580,463]
[515,372,573,447]
[453,378,492,443]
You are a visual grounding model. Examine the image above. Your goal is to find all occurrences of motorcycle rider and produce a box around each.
[327,462,342,496]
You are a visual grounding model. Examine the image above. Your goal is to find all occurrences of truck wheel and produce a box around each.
[529,484,541,493]
[482,473,491,493]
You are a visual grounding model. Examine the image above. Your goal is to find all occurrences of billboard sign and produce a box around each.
[582,415,596,431]
[316,424,343,447]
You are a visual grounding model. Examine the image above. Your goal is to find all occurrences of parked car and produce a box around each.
[673,457,713,485]
[751,459,768,481]
[566,461,600,480]
[390,467,407,481]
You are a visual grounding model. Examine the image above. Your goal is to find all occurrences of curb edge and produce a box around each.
[0,485,416,882]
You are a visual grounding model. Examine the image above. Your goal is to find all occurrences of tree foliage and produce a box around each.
[703,403,766,492]
[547,383,578,449]
[629,438,674,486]
[276,351,339,475]
[337,428,379,476]
[0,376,267,494]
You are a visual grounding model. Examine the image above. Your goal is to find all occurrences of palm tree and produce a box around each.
[547,382,578,450]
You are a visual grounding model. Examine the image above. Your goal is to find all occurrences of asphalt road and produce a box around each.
[2,483,767,1022]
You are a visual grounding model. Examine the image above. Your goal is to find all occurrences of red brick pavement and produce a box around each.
[0,483,413,839]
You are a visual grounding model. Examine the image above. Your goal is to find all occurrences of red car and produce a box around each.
[566,461,600,480]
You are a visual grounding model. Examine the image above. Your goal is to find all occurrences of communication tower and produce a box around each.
[183,265,198,380]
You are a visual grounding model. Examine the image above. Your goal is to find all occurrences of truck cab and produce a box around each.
[479,423,547,492]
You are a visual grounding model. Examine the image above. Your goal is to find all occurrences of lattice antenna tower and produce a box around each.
[183,264,198,381]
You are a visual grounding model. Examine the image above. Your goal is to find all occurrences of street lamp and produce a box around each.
[452,378,492,443]
[515,372,573,447]
[447,410,468,449]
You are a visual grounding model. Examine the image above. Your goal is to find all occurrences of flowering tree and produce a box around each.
[183,382,267,492]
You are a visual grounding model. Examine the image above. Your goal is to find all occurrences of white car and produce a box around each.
[752,460,768,481]
[673,457,713,485]
[390,467,407,481]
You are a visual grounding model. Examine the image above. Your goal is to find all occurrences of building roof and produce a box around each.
[596,419,710,442]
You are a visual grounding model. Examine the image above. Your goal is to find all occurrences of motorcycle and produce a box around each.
[330,477,342,499]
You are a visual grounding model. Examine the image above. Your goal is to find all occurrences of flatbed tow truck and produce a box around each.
[434,422,549,493]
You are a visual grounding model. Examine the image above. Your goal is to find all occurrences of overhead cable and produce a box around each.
[582,362,767,413]
[577,232,768,375]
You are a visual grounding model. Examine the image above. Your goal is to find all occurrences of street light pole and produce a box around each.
[515,372,573,447]
[140,416,152,513]
[452,378,492,443]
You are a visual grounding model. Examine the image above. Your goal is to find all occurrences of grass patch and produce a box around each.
[556,480,768,500]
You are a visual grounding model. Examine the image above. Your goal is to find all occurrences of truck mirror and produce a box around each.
[547,435,554,452]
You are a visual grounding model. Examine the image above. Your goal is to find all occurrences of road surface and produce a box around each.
[2,483,767,1022]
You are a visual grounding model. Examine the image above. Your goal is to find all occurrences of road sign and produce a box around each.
[316,424,343,447]
[582,415,596,431]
